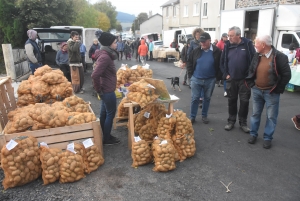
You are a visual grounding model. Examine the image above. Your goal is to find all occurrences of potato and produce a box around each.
[152,138,176,172]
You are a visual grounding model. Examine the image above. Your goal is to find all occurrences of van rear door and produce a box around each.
[257,9,275,37]
[220,10,245,37]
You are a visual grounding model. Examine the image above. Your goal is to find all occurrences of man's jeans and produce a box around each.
[190,76,216,119]
[29,63,42,75]
[226,79,251,125]
[99,91,117,141]
[250,86,280,141]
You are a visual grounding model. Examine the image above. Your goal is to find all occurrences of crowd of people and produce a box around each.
[24,27,299,147]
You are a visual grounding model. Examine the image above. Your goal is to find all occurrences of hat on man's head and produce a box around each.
[98,32,116,46]
[199,32,211,42]
[222,33,228,37]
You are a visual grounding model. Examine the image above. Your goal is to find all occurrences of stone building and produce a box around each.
[236,0,300,8]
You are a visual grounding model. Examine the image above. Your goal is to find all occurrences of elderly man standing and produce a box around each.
[220,26,256,133]
[25,29,42,74]
[187,32,222,124]
[246,35,291,149]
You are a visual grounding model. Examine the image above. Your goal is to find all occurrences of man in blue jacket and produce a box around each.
[220,26,256,133]
[187,32,222,124]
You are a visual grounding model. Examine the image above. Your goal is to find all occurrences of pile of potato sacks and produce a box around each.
[116,65,153,87]
[1,136,104,189]
[17,65,73,106]
[130,103,196,172]
[3,96,96,134]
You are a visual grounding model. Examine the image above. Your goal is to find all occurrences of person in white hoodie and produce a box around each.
[25,29,42,74]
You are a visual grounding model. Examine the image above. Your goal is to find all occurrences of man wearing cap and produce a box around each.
[220,26,256,133]
[91,31,121,145]
[25,29,42,74]
[187,32,222,124]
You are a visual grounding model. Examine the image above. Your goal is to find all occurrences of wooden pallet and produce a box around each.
[113,116,128,129]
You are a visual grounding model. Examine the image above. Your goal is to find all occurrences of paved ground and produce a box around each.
[0,59,299,201]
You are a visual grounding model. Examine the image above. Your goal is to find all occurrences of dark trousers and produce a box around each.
[118,51,123,60]
[59,64,71,82]
[81,55,86,72]
[150,51,153,61]
[226,79,251,125]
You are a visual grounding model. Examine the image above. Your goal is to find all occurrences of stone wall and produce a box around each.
[236,0,300,8]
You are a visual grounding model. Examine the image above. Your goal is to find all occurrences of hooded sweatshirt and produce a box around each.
[138,40,148,56]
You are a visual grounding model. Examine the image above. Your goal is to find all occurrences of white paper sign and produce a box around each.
[144,112,150,118]
[134,136,141,142]
[120,66,127,70]
[147,84,156,89]
[154,136,159,140]
[83,138,94,148]
[160,140,168,145]
[166,114,172,118]
[40,142,49,148]
[67,143,76,154]
[142,64,150,69]
[6,139,18,151]
[130,65,138,69]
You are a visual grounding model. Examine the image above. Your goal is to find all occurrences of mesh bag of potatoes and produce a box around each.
[127,79,159,108]
[17,93,36,107]
[157,115,177,139]
[173,110,194,138]
[63,95,86,108]
[152,138,176,172]
[66,113,97,126]
[76,139,104,173]
[1,136,41,190]
[34,65,53,76]
[17,80,32,95]
[41,108,69,128]
[131,136,152,167]
[39,144,61,185]
[31,78,50,102]
[4,112,34,134]
[41,71,68,85]
[116,64,131,87]
[49,82,73,101]
[137,66,153,78]
[117,97,131,117]
[172,133,196,162]
[59,149,86,183]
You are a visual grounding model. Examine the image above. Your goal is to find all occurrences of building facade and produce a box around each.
[140,14,163,35]
[161,0,235,38]
[236,0,300,8]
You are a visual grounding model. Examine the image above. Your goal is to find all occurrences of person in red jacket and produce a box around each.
[216,33,228,96]
[91,31,120,145]
[138,39,148,65]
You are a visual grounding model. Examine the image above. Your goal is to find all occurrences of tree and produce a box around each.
[94,0,117,30]
[16,0,76,29]
[131,12,148,34]
[73,0,100,28]
[98,12,111,31]
[116,22,123,32]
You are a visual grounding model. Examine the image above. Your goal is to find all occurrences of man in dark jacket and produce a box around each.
[245,35,291,149]
[187,32,222,124]
[220,26,256,133]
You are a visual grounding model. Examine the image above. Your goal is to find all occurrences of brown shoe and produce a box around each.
[291,117,300,130]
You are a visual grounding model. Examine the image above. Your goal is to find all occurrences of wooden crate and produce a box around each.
[0,77,17,133]
[0,76,103,158]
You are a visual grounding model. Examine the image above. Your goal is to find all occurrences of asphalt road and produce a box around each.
[1,59,299,201]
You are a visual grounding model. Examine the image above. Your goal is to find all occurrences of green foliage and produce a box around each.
[131,12,148,33]
[73,0,102,28]
[116,22,123,32]
[94,0,117,30]
[98,12,111,31]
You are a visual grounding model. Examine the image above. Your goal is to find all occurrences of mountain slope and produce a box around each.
[117,11,135,23]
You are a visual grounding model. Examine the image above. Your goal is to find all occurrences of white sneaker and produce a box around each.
[224,92,227,97]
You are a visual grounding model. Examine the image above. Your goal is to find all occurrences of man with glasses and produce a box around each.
[187,32,222,124]
[220,26,256,133]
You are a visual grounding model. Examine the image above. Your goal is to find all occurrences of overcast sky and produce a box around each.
[89,0,163,16]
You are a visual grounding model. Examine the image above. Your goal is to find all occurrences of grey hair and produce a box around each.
[93,38,98,42]
[228,26,241,36]
[256,35,272,46]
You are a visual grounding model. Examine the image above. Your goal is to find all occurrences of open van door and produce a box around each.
[257,9,275,37]
[220,10,245,37]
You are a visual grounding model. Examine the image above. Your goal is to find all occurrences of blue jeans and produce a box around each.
[250,86,280,141]
[190,76,216,119]
[29,63,42,75]
[99,91,117,141]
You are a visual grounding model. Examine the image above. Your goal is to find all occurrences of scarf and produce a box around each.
[194,38,201,44]
[100,46,118,60]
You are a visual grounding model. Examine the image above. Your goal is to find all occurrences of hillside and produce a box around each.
[117,11,135,23]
